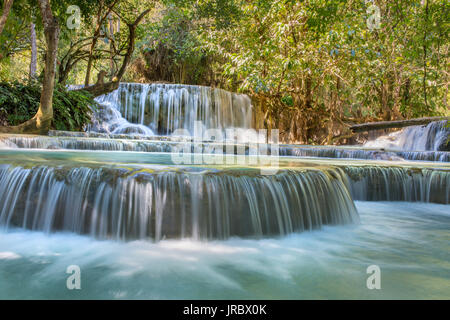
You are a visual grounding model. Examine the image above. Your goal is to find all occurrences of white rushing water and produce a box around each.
[1,134,449,161]
[0,201,449,299]
[364,120,449,151]
[89,83,253,137]
[0,83,448,300]
[0,163,360,240]
[1,84,448,162]
[0,150,448,241]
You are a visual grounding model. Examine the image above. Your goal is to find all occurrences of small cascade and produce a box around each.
[343,166,450,203]
[2,133,448,162]
[396,151,450,162]
[0,140,12,149]
[0,134,265,154]
[0,164,358,240]
[89,103,155,136]
[281,146,402,160]
[90,83,253,136]
[364,120,450,151]
[0,134,174,152]
[280,146,449,162]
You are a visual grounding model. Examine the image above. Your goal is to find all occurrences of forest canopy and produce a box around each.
[0,0,448,143]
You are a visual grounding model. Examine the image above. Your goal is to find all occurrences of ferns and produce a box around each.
[0,81,96,131]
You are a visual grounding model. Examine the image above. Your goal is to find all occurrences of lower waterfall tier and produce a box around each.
[0,165,358,240]
[0,150,448,240]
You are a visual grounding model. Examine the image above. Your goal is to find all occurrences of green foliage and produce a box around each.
[281,95,293,107]
[0,81,40,125]
[1,0,449,143]
[195,0,448,141]
[136,6,212,84]
[0,82,96,131]
[0,0,32,60]
[52,85,97,131]
[194,0,243,29]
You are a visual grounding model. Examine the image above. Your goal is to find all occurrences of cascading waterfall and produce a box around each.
[396,151,450,162]
[88,101,155,136]
[1,83,448,162]
[0,140,11,149]
[343,166,449,203]
[0,164,359,240]
[90,83,253,136]
[0,82,448,244]
[280,146,450,162]
[0,155,448,240]
[1,79,450,300]
[2,134,449,162]
[0,134,175,152]
[364,120,450,151]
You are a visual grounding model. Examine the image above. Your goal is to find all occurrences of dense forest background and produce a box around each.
[0,0,448,143]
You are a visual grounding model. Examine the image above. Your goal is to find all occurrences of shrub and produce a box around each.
[0,81,96,131]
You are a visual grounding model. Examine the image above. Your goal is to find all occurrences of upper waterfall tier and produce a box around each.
[364,120,449,151]
[89,83,253,136]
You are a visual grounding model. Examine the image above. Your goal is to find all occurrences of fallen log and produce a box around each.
[79,79,119,97]
[350,116,449,133]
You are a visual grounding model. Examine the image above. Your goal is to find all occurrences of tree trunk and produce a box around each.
[350,117,449,133]
[109,13,115,79]
[84,36,98,86]
[444,79,448,110]
[84,0,108,86]
[0,0,13,36]
[84,6,101,86]
[29,21,37,80]
[78,8,151,98]
[0,0,59,134]
[422,0,429,108]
